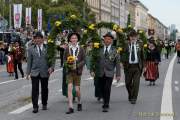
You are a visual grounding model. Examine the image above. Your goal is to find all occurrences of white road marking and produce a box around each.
[49,79,59,83]
[22,84,31,89]
[54,68,62,72]
[160,54,176,120]
[174,81,179,85]
[9,72,118,114]
[84,77,93,81]
[22,79,59,89]
[0,68,62,86]
[58,89,62,92]
[115,82,125,87]
[9,76,93,114]
[0,78,24,85]
[9,101,41,114]
[174,86,179,92]
[10,78,59,114]
[112,80,117,85]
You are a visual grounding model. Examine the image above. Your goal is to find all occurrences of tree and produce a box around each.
[0,0,96,30]
[127,14,131,27]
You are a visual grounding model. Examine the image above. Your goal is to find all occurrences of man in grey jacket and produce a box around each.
[26,32,54,113]
[95,32,121,112]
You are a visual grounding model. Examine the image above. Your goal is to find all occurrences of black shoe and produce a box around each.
[66,108,74,114]
[102,104,109,109]
[42,105,47,110]
[77,104,82,111]
[32,108,38,113]
[148,82,152,86]
[97,97,101,101]
[152,82,155,86]
[73,97,76,102]
[131,100,136,104]
[128,95,132,102]
[102,108,108,112]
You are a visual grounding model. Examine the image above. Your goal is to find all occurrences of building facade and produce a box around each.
[155,19,168,40]
[132,0,148,32]
[147,14,156,38]
[147,13,169,41]
[119,0,129,27]
[100,0,111,23]
[86,0,129,28]
[128,0,136,27]
[111,0,120,25]
[85,0,100,22]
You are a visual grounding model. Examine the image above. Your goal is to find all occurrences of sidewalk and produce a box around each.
[0,64,7,72]
[0,58,61,72]
[0,62,27,73]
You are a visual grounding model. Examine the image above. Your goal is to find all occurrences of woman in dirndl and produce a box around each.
[6,43,14,76]
[144,41,161,86]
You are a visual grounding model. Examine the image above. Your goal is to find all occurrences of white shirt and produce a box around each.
[104,45,111,54]
[36,44,43,57]
[70,44,79,57]
[129,42,139,64]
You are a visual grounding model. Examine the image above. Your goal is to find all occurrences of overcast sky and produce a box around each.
[140,0,180,30]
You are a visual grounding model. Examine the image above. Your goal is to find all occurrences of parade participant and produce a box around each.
[13,41,24,79]
[144,41,161,86]
[175,39,180,63]
[26,31,54,113]
[0,43,4,65]
[122,30,145,104]
[6,43,14,76]
[164,41,170,59]
[86,41,102,101]
[62,42,76,100]
[64,32,85,114]
[59,31,68,67]
[94,32,120,112]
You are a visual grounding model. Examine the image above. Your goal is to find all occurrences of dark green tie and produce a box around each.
[38,46,42,56]
[105,46,109,58]
[131,43,135,61]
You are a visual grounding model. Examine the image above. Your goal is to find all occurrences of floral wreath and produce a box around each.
[47,14,85,66]
[47,15,148,68]
[81,22,126,71]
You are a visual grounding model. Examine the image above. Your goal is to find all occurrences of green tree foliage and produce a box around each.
[127,14,131,27]
[0,0,95,30]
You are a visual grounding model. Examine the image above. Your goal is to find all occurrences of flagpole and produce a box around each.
[9,0,12,29]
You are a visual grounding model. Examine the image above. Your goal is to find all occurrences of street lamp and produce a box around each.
[83,0,86,20]
[9,0,12,29]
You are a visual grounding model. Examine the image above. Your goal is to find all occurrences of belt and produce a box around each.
[129,63,139,67]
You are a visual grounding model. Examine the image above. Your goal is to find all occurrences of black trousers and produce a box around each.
[31,75,49,109]
[14,60,24,79]
[99,75,113,107]
[94,76,102,98]
[125,64,141,101]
